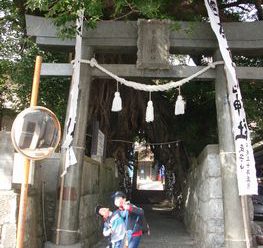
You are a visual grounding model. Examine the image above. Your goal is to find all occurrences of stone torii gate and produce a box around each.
[26,15,263,248]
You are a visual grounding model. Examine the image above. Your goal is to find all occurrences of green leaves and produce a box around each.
[2,0,263,152]
[134,0,168,19]
[8,43,70,123]
[24,0,262,38]
[233,55,263,143]
[25,0,50,12]
[26,0,104,38]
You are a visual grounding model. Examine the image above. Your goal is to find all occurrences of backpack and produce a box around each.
[141,215,150,236]
[125,206,150,237]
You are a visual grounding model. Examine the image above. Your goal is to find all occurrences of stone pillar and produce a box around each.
[49,46,93,247]
[0,191,17,248]
[0,131,14,190]
[214,50,252,248]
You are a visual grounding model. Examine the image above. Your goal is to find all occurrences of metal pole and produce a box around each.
[55,174,65,244]
[16,56,42,248]
[214,50,252,248]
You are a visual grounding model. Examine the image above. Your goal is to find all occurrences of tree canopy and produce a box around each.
[24,0,263,38]
[1,0,263,158]
[0,0,70,124]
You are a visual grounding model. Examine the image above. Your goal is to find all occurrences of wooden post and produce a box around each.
[30,56,42,107]
[16,56,42,248]
[214,50,252,248]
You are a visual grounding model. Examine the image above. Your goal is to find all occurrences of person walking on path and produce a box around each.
[112,191,144,248]
[95,205,126,248]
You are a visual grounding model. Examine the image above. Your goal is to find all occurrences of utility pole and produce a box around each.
[214,50,252,248]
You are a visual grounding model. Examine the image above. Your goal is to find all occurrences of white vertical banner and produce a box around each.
[204,0,258,195]
[61,10,84,177]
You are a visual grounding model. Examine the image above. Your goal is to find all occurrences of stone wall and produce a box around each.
[0,108,16,132]
[0,181,44,248]
[37,154,61,242]
[0,129,60,248]
[0,131,17,248]
[79,157,119,248]
[23,192,43,248]
[43,156,118,247]
[0,130,119,247]
[183,145,224,248]
[0,131,14,190]
[0,191,17,248]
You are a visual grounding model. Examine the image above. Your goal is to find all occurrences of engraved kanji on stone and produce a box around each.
[137,19,170,70]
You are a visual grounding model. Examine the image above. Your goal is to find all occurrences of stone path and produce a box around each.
[94,204,196,248]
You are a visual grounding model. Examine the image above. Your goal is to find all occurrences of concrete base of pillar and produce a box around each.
[44,241,81,248]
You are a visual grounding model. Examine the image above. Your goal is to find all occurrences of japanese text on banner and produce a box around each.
[204,0,257,195]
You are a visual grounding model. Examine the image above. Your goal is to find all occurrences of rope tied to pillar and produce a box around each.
[55,228,80,233]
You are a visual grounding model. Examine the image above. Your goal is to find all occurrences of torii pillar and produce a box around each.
[214,50,253,248]
[45,46,94,247]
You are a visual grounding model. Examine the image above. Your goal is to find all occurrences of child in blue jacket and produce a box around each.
[112,192,144,248]
[96,205,126,248]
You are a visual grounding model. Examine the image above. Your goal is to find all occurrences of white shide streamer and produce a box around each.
[175,95,185,115]
[175,87,186,115]
[60,10,84,177]
[204,0,257,195]
[111,82,122,112]
[146,92,154,122]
